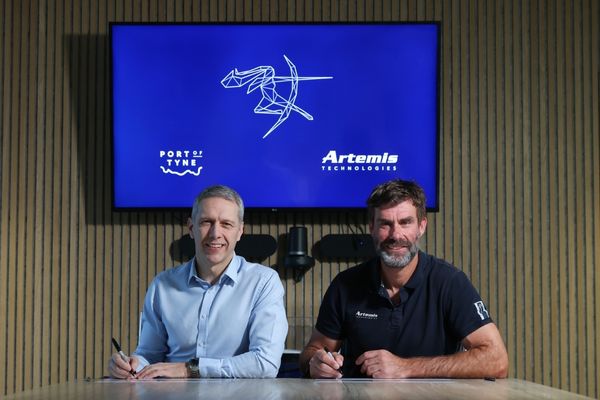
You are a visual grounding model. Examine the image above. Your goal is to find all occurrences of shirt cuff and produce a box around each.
[133,355,150,372]
[198,357,227,378]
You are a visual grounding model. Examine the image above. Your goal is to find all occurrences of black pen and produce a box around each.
[324,347,343,374]
[111,337,137,377]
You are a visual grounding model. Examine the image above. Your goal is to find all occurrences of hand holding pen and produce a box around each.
[110,337,137,379]
[323,347,343,378]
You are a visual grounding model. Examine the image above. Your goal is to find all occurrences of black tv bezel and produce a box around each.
[109,21,441,213]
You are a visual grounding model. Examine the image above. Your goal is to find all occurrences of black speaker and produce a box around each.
[235,234,277,262]
[318,234,376,260]
[284,227,314,281]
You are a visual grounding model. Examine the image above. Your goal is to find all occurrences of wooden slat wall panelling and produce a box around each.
[473,0,488,329]
[33,0,48,391]
[16,0,29,393]
[594,0,600,394]
[529,0,541,387]
[585,1,599,396]
[97,0,110,379]
[0,0,17,390]
[0,0,9,396]
[65,0,77,385]
[0,0,6,383]
[504,0,517,380]
[514,0,525,382]
[565,0,576,391]
[566,0,583,391]
[546,0,559,388]
[441,0,456,264]
[25,0,40,392]
[486,0,501,354]
[575,0,586,391]
[535,0,550,388]
[53,0,64,387]
[555,0,568,390]
[467,0,479,309]
[575,0,588,390]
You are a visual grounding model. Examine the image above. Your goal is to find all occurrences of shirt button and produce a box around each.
[201,315,205,319]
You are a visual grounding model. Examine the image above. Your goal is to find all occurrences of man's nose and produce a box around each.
[208,223,221,238]
[389,224,403,240]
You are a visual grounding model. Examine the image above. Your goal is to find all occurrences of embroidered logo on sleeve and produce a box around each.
[474,301,490,320]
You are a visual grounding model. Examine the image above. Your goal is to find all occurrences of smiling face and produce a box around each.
[188,196,244,272]
[370,200,427,269]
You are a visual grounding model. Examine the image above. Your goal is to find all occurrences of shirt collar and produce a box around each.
[186,254,241,287]
[403,251,426,290]
[370,250,427,291]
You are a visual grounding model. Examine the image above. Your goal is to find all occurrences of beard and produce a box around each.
[377,239,419,269]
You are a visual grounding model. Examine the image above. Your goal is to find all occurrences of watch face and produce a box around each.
[187,358,200,378]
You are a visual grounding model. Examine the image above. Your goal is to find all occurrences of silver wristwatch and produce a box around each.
[186,357,200,378]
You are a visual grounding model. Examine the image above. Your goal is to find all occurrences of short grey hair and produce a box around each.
[191,185,244,222]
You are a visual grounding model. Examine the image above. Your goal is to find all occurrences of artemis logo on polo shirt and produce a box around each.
[355,311,378,320]
[474,301,490,320]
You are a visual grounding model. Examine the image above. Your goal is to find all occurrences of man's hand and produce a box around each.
[136,362,188,379]
[356,349,407,378]
[108,353,140,379]
[308,349,344,379]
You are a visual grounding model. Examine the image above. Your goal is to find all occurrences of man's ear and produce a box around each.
[187,217,194,239]
[237,222,244,242]
[418,217,428,237]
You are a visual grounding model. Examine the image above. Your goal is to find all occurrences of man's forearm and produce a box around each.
[397,345,508,378]
[200,348,283,378]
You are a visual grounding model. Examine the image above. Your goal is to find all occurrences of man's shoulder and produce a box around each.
[422,252,464,277]
[236,256,277,275]
[152,260,193,284]
[331,259,376,287]
[235,256,281,285]
[420,252,474,292]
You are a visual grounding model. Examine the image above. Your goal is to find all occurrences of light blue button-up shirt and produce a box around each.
[132,255,288,378]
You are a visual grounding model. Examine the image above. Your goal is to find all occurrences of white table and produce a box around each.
[3,378,593,400]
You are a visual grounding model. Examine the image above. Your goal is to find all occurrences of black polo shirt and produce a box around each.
[315,251,493,377]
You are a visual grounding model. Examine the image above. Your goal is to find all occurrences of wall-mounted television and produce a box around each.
[110,23,440,210]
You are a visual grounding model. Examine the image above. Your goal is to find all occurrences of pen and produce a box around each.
[324,347,343,373]
[111,337,137,377]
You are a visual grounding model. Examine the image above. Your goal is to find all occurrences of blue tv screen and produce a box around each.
[111,23,440,209]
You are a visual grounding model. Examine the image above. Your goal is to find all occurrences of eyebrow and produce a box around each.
[376,216,415,225]
[199,217,237,225]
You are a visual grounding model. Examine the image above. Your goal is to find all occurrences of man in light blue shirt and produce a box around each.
[109,185,288,378]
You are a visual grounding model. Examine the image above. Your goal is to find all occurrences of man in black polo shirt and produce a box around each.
[300,179,508,379]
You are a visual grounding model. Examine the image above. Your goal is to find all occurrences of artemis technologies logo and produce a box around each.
[321,150,398,172]
[355,311,378,320]
[221,55,333,139]
[159,149,204,176]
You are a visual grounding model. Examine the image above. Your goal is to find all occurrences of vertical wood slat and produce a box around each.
[14,0,24,392]
[0,0,599,397]
[3,1,13,393]
[32,0,47,391]
[585,1,599,395]
[530,0,543,386]
[0,0,9,392]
